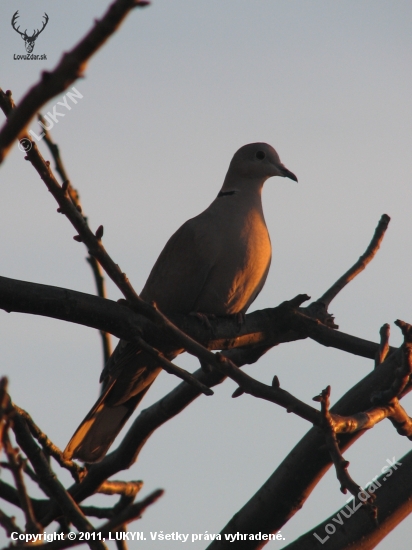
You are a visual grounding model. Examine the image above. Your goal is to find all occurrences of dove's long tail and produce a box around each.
[63,347,163,463]
[62,387,151,463]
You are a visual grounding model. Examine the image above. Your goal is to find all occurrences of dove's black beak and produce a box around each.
[280,167,298,182]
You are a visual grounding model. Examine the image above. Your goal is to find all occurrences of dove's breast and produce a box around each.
[192,199,271,315]
[141,192,271,316]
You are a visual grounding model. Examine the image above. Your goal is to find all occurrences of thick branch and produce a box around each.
[283,449,412,550]
[0,275,388,364]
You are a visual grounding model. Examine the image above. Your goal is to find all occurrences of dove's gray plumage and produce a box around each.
[63,143,297,462]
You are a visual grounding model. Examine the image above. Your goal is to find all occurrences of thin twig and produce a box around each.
[375,323,390,368]
[0,507,23,537]
[97,480,143,497]
[0,459,38,486]
[115,526,128,550]
[38,113,112,367]
[87,257,112,367]
[135,336,213,395]
[0,478,53,522]
[14,405,85,483]
[317,214,390,308]
[372,320,412,403]
[79,506,114,520]
[98,489,163,537]
[81,486,138,520]
[2,430,42,533]
[37,114,69,183]
[385,398,412,439]
[10,409,107,550]
[0,0,150,162]
[0,478,22,508]
[13,490,163,550]
[314,386,376,516]
[0,462,143,525]
[0,377,9,453]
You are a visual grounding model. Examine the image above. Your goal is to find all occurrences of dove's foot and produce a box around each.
[235,311,246,327]
[223,311,246,331]
[189,311,216,330]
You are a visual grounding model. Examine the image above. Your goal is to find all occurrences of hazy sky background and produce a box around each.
[1,1,412,548]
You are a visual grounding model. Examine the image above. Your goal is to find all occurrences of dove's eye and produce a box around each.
[256,151,265,160]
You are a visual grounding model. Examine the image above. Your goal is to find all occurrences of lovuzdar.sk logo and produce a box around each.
[11,10,49,60]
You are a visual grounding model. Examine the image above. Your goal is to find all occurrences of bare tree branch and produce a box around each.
[134,335,213,395]
[13,405,85,483]
[283,449,412,550]
[313,386,377,519]
[12,490,163,550]
[39,351,402,529]
[97,481,143,498]
[38,113,112,366]
[206,344,407,549]
[317,214,390,309]
[10,409,107,550]
[87,256,112,367]
[371,320,412,404]
[0,507,23,538]
[207,318,412,549]
[0,273,392,363]
[375,323,390,368]
[2,430,41,533]
[0,0,150,162]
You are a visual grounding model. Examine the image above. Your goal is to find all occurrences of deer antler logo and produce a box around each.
[11,11,49,54]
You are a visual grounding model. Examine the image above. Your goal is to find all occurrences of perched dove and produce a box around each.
[64,143,297,462]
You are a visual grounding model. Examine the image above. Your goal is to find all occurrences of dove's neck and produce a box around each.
[216,176,266,221]
[220,174,267,196]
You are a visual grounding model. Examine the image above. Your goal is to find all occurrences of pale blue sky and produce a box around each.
[1,1,412,548]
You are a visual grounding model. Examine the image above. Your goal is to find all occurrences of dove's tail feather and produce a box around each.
[63,385,151,463]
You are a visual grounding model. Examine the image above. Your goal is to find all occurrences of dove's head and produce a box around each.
[222,142,297,191]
